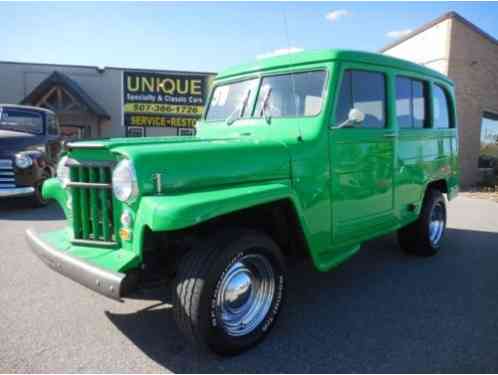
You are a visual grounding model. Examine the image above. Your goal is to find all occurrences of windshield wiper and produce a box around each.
[226,89,251,126]
[260,87,272,125]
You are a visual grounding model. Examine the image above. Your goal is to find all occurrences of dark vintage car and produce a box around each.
[0,104,61,206]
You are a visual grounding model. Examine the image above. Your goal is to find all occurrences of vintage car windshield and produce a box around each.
[205,78,259,121]
[205,70,327,122]
[0,107,44,135]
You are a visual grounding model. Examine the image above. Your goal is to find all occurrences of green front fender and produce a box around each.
[42,178,71,219]
[136,181,301,232]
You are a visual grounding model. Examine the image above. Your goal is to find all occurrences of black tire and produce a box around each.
[172,228,286,355]
[29,180,49,208]
[397,189,447,256]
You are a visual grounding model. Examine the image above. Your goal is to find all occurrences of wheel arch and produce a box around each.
[137,196,312,262]
[426,179,449,195]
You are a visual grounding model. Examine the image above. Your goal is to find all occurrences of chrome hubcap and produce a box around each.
[216,254,275,337]
[429,202,445,246]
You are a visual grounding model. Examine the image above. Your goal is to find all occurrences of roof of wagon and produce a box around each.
[216,49,452,85]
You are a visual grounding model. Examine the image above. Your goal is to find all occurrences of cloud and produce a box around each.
[256,47,304,60]
[325,10,350,22]
[386,29,413,38]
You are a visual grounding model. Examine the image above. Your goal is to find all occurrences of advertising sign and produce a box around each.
[123,71,209,130]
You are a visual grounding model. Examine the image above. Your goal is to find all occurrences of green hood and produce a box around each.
[86,135,291,195]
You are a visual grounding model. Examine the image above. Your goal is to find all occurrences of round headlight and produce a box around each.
[56,156,70,187]
[112,159,138,203]
[15,153,32,169]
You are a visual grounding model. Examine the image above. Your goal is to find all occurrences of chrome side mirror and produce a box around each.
[334,108,365,129]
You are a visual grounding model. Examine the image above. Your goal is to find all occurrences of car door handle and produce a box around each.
[384,133,397,138]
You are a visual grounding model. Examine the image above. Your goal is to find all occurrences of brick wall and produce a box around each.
[447,18,498,187]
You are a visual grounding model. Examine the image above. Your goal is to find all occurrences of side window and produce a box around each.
[433,84,451,128]
[335,69,386,128]
[335,71,352,125]
[395,77,412,128]
[47,113,59,135]
[395,77,428,129]
[412,80,426,128]
[254,71,327,118]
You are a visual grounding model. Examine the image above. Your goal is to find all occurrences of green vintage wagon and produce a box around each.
[27,49,459,355]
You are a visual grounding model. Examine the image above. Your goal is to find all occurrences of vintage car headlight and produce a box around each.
[15,153,33,169]
[56,156,70,187]
[112,159,138,203]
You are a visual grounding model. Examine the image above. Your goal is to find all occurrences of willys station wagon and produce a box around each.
[26,50,459,355]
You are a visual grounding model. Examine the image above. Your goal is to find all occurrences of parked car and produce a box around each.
[26,49,459,355]
[0,104,61,206]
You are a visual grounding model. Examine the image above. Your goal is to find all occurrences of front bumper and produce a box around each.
[0,186,35,198]
[26,229,128,301]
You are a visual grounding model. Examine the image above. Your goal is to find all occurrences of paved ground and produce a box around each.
[1,196,498,373]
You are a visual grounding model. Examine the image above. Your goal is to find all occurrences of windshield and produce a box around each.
[205,78,259,121]
[0,107,44,135]
[205,70,327,122]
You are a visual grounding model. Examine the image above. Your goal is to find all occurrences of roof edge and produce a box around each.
[0,59,216,76]
[380,11,498,53]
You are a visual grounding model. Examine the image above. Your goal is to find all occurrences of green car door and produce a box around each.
[329,64,396,246]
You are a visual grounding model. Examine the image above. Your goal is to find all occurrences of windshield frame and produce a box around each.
[0,107,46,135]
[203,67,329,123]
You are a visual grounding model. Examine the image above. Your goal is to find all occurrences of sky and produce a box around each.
[2,1,498,73]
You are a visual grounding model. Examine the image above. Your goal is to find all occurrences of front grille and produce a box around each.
[67,160,117,246]
[0,159,16,189]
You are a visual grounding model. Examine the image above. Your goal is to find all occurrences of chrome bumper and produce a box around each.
[0,187,35,198]
[25,229,127,301]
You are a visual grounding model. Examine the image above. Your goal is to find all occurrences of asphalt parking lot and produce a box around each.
[1,196,498,373]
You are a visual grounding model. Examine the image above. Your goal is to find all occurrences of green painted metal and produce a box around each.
[99,167,111,242]
[41,49,459,275]
[78,167,90,239]
[88,167,100,239]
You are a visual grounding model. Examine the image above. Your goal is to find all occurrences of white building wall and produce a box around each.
[383,19,452,75]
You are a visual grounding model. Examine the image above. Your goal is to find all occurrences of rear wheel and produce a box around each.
[172,229,286,355]
[397,189,447,256]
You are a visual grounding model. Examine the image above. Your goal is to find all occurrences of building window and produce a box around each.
[127,126,145,137]
[433,84,451,128]
[479,112,498,169]
[178,128,195,136]
[335,70,386,128]
[60,125,85,140]
[395,77,428,129]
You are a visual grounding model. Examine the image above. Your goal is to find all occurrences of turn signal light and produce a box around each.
[119,228,132,241]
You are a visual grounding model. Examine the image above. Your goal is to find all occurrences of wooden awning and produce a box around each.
[21,71,110,120]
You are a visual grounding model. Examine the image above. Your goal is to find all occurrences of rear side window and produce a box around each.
[395,77,428,129]
[335,70,386,128]
[433,84,451,128]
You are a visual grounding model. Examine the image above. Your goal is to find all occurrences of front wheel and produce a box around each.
[172,229,286,355]
[398,189,447,256]
[29,180,49,208]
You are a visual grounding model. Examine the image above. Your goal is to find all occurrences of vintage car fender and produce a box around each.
[132,181,315,262]
[136,180,305,232]
[42,177,71,218]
